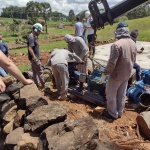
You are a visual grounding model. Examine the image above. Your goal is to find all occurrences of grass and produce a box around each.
[18,65,31,72]
[96,16,150,41]
[9,41,67,54]
[1,16,150,72]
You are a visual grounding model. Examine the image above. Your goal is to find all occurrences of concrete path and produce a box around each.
[93,41,150,69]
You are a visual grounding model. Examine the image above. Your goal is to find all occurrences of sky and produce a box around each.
[0,0,122,15]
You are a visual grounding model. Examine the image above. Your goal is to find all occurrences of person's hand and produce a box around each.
[0,78,6,93]
[24,79,33,85]
[137,50,143,54]
[81,60,85,64]
[32,57,38,63]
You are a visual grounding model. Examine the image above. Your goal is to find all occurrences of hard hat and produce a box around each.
[85,11,91,18]
[116,22,128,29]
[33,23,43,32]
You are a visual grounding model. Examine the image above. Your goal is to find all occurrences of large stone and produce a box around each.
[6,83,21,94]
[0,93,11,106]
[2,105,17,122]
[38,117,100,150]
[0,100,16,113]
[14,133,39,150]
[136,111,150,140]
[3,119,14,134]
[25,96,48,115]
[13,110,25,128]
[24,103,67,133]
[17,84,42,109]
[5,127,24,145]
[20,84,41,99]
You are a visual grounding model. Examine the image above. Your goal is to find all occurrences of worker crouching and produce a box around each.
[47,49,83,100]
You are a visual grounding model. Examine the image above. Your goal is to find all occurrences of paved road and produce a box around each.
[93,41,150,69]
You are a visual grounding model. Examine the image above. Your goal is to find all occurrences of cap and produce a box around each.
[116,22,128,29]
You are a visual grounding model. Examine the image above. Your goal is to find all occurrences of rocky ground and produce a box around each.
[7,41,150,150]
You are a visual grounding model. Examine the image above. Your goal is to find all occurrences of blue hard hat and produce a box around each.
[116,22,128,29]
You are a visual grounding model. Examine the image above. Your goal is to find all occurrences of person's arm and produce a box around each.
[28,46,37,62]
[0,78,6,93]
[0,51,33,85]
[103,44,119,75]
[68,52,82,63]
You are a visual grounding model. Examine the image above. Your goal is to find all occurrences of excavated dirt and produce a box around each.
[8,36,150,150]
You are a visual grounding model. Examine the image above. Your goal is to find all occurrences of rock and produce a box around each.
[19,84,41,99]
[3,119,14,134]
[2,105,17,122]
[0,100,16,113]
[6,83,21,94]
[94,106,105,115]
[136,111,150,140]
[38,117,100,150]
[14,133,39,150]
[5,127,24,145]
[0,93,11,106]
[14,110,25,128]
[25,96,48,115]
[24,103,67,133]
[17,84,42,109]
[0,76,13,86]
[56,24,64,29]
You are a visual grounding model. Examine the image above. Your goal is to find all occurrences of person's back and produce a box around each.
[110,38,136,80]
[50,49,70,66]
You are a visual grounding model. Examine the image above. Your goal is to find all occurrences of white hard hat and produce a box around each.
[33,23,43,32]
[85,11,91,18]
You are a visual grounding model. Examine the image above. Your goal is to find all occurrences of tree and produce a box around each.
[68,9,75,22]
[40,2,51,33]
[9,19,21,36]
[126,5,148,19]
[26,1,41,19]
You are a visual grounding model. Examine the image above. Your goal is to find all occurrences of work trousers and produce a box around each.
[105,77,128,119]
[52,63,69,97]
[133,63,141,81]
[31,60,45,87]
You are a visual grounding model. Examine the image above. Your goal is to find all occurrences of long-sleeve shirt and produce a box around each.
[104,38,137,80]
[47,49,82,66]
[68,37,89,60]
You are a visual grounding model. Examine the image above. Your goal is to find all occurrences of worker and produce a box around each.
[27,23,45,88]
[75,17,83,38]
[47,49,83,100]
[0,51,33,93]
[103,22,137,119]
[64,34,89,92]
[85,11,96,56]
[0,34,9,77]
[130,29,144,81]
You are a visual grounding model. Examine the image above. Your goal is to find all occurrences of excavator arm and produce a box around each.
[89,0,150,34]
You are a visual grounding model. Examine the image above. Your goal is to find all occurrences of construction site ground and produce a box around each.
[8,40,150,150]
